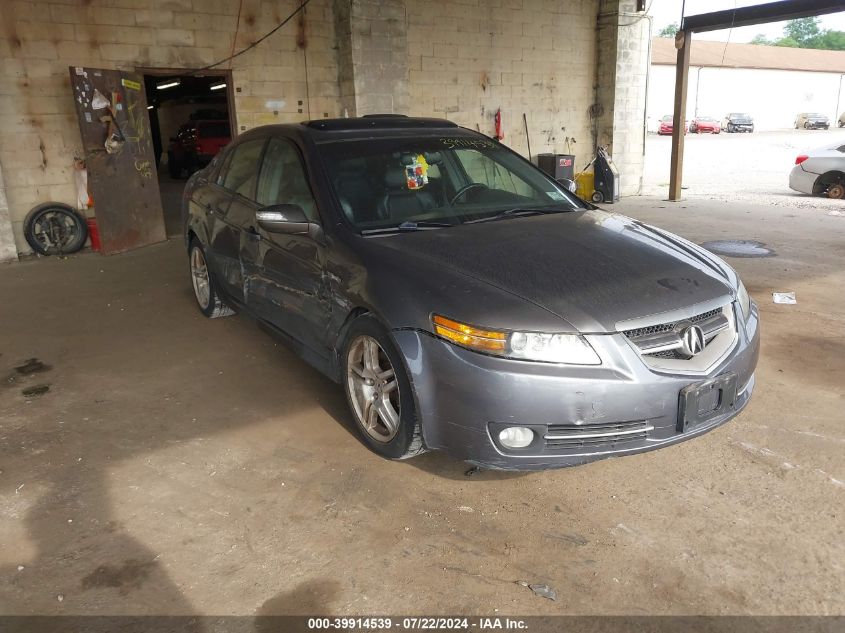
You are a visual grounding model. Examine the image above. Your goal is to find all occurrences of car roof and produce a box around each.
[234,115,480,143]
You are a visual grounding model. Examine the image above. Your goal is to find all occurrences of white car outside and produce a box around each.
[789,141,845,199]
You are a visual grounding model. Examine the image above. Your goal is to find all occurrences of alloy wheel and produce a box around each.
[190,247,211,310]
[346,335,401,443]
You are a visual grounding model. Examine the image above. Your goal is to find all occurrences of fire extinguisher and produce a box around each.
[494,108,504,140]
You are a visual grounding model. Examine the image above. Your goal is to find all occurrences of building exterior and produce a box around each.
[0,0,650,262]
[647,37,845,132]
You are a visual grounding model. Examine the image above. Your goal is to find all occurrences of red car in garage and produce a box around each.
[689,116,721,134]
[657,115,688,135]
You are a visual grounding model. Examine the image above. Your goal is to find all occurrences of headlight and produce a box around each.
[737,280,752,322]
[432,315,601,365]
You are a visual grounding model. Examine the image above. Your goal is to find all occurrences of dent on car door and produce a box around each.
[208,137,267,303]
[244,136,330,355]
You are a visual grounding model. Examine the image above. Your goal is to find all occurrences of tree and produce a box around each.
[658,23,679,38]
[746,18,845,51]
[783,17,822,47]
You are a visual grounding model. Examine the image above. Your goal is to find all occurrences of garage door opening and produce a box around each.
[142,71,235,237]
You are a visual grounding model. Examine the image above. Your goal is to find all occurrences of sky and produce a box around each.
[649,0,845,43]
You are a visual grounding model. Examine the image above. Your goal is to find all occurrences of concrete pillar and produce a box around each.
[595,0,651,196]
[333,0,409,116]
[0,161,18,263]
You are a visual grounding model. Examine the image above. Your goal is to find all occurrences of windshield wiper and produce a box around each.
[463,206,569,225]
[361,220,455,235]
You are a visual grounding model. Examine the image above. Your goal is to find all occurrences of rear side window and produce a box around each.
[199,122,231,138]
[256,138,318,221]
[220,138,265,200]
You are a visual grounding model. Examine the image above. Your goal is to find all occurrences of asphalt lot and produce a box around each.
[1,192,843,616]
[643,128,845,210]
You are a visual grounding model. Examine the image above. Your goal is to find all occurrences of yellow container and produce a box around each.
[575,170,594,201]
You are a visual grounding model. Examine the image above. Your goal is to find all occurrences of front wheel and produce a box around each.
[342,315,425,460]
[188,240,235,318]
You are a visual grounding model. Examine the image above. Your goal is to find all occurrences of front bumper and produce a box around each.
[789,164,817,195]
[804,121,829,129]
[392,305,760,470]
[728,123,753,131]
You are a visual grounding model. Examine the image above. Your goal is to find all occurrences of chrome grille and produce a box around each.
[623,308,721,340]
[544,420,652,451]
[623,306,729,358]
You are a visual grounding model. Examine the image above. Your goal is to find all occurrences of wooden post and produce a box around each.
[669,30,691,201]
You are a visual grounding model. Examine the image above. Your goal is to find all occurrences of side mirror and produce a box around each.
[557,178,578,194]
[256,204,311,235]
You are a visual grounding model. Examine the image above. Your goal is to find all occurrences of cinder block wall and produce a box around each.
[0,0,648,258]
[406,0,598,162]
[0,0,342,257]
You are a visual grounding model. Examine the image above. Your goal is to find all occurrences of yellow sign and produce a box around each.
[121,78,141,91]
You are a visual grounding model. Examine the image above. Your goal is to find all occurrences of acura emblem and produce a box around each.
[680,325,705,357]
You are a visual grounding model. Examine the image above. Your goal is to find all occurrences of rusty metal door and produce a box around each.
[69,66,166,254]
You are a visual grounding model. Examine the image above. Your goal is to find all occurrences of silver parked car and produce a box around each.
[789,142,845,199]
[794,112,830,130]
[182,116,760,470]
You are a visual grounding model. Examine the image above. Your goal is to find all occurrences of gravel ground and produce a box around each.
[643,128,845,212]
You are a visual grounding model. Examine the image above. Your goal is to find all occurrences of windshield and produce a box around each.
[731,113,750,118]
[317,136,584,231]
[698,116,715,121]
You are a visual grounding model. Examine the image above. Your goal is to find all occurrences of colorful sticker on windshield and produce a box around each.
[406,154,429,190]
[547,191,565,200]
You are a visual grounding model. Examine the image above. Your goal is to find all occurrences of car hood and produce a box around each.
[362,210,735,333]
[729,117,753,123]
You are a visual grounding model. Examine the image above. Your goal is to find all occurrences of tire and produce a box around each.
[591,191,604,203]
[828,183,845,200]
[188,239,235,318]
[23,202,88,256]
[341,315,426,460]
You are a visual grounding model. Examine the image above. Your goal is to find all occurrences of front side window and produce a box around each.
[317,136,584,231]
[220,138,265,200]
[256,138,318,221]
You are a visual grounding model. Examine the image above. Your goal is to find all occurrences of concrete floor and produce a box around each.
[1,195,843,616]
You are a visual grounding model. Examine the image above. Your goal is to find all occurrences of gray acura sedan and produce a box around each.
[183,115,759,470]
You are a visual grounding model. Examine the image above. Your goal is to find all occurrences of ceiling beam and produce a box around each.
[682,0,844,34]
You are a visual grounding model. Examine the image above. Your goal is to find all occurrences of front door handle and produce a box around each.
[247,226,261,241]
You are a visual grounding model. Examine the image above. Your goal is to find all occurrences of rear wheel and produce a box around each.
[188,240,235,318]
[591,191,604,203]
[342,315,425,460]
[828,183,845,200]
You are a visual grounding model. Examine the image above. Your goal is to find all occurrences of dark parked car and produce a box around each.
[168,119,232,178]
[182,116,759,470]
[794,112,830,130]
[722,113,754,133]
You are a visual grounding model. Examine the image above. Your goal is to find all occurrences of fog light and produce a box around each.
[498,426,534,449]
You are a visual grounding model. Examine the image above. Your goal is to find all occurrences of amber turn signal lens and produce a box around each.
[432,315,507,354]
